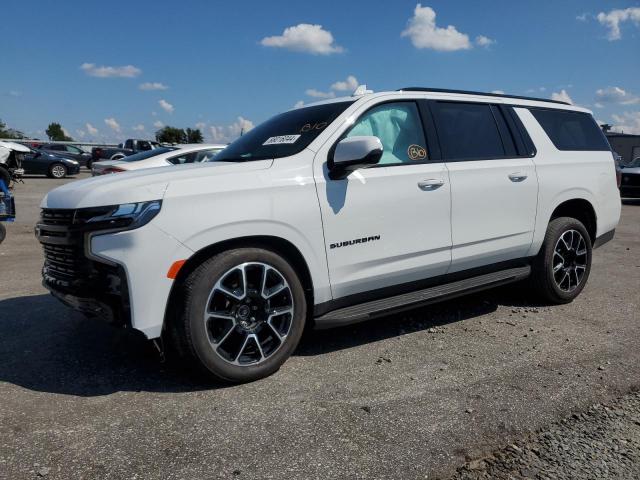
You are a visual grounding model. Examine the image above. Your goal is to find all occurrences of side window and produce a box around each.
[432,102,506,160]
[124,140,133,149]
[50,144,64,151]
[346,102,428,165]
[529,108,610,151]
[167,151,199,165]
[138,141,152,151]
[195,149,222,162]
[66,145,81,153]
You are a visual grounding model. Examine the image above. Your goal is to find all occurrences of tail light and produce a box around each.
[102,167,126,174]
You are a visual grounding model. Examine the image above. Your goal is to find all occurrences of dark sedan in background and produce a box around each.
[620,157,640,198]
[22,149,80,178]
[37,143,91,167]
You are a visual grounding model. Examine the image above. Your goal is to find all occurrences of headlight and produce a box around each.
[69,160,79,165]
[81,200,162,231]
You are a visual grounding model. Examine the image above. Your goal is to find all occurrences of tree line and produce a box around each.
[2,119,206,145]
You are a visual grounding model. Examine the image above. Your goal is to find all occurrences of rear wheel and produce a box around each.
[48,163,67,179]
[174,248,307,383]
[530,217,592,304]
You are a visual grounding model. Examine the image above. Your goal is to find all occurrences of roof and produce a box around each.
[295,87,589,113]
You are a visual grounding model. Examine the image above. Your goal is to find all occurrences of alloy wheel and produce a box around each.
[51,165,66,178]
[552,229,588,292]
[203,262,294,366]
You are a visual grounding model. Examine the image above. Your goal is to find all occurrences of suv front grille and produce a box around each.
[41,208,75,226]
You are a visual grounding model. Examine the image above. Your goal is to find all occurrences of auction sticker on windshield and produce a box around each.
[263,135,301,146]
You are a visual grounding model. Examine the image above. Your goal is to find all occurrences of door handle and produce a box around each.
[417,179,445,190]
[508,172,528,182]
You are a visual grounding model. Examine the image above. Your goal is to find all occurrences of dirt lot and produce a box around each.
[0,173,638,479]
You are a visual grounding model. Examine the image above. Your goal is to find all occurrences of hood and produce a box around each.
[0,141,31,153]
[42,159,273,209]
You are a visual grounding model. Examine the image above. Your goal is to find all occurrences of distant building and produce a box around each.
[606,132,640,165]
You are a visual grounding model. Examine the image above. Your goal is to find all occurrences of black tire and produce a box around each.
[173,247,307,383]
[48,163,67,179]
[86,160,93,170]
[0,223,5,244]
[530,217,592,304]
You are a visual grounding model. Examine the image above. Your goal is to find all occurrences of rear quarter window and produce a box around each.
[530,108,610,151]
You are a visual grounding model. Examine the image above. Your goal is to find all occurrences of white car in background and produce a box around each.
[92,144,226,175]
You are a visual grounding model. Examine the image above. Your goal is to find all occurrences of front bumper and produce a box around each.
[620,185,640,198]
[36,207,193,338]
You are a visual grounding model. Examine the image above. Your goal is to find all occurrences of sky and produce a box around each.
[1,0,639,143]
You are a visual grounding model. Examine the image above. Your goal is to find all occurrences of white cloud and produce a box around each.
[305,88,336,99]
[475,35,495,47]
[491,90,505,95]
[551,90,573,104]
[85,123,98,135]
[8,90,21,97]
[139,82,168,91]
[80,63,141,78]
[209,117,255,143]
[596,8,640,40]
[610,111,640,135]
[104,117,121,132]
[132,124,145,132]
[158,99,174,113]
[75,129,86,138]
[595,86,639,105]
[401,4,472,51]
[195,122,206,130]
[260,23,344,55]
[331,75,359,92]
[576,13,589,22]
[294,100,305,108]
[153,120,164,129]
[594,102,605,109]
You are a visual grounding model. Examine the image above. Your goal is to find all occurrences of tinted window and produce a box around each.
[432,102,506,160]
[215,101,354,162]
[138,141,152,151]
[530,109,610,151]
[346,102,428,165]
[167,151,200,165]
[120,147,176,162]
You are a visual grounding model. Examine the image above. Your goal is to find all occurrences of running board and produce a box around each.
[314,266,531,329]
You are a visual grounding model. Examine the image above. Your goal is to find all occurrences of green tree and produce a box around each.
[185,128,204,143]
[155,126,187,144]
[0,119,25,139]
[45,122,73,141]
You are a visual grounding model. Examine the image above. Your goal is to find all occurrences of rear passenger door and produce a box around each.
[429,101,538,273]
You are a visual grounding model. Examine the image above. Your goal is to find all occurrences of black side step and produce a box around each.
[314,266,531,329]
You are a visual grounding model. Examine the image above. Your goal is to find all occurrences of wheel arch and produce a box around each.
[548,198,597,244]
[163,235,315,334]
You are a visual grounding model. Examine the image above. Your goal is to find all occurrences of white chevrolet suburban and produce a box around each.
[36,87,621,382]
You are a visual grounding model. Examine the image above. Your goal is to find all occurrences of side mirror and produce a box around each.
[329,136,383,179]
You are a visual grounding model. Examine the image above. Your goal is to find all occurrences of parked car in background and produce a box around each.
[38,143,91,168]
[0,141,29,187]
[619,156,640,198]
[90,139,161,167]
[23,149,80,178]
[92,144,225,175]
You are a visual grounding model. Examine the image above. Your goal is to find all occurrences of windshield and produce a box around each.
[215,101,354,162]
[120,147,176,162]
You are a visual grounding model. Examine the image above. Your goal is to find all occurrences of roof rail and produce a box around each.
[397,87,570,106]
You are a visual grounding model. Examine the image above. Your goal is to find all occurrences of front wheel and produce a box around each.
[173,248,307,383]
[48,163,67,179]
[530,217,592,304]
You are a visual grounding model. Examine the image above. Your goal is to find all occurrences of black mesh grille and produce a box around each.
[41,208,75,225]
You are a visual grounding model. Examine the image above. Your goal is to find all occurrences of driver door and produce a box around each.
[314,100,452,300]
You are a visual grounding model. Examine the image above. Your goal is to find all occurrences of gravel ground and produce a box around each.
[452,391,640,480]
[0,174,639,479]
